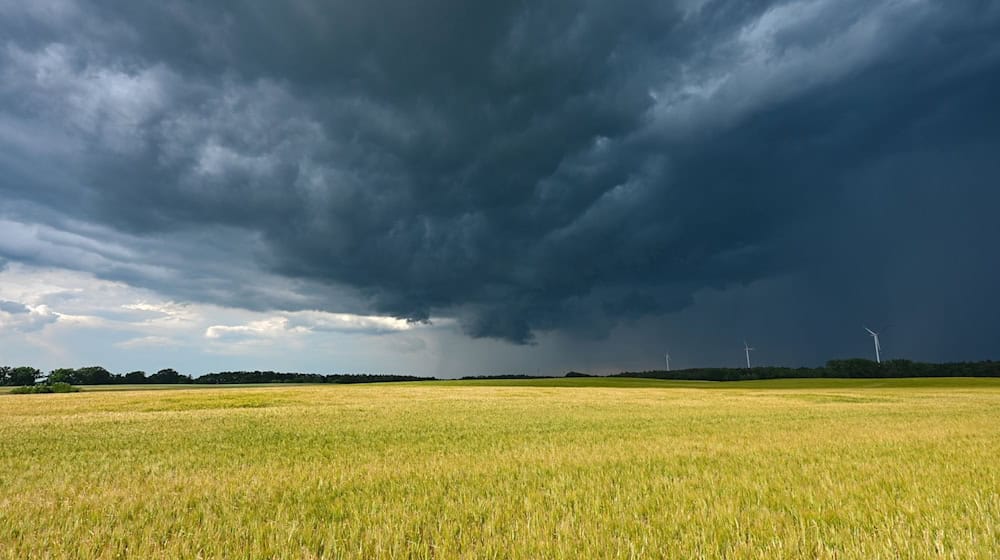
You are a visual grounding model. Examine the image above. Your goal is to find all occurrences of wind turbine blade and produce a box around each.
[864,327,876,336]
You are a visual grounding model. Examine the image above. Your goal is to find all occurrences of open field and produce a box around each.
[1,379,998,558]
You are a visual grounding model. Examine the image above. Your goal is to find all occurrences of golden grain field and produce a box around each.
[1,378,998,559]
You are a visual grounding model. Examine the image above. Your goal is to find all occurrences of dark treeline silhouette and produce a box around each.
[0,366,44,386]
[0,366,433,386]
[3,359,1000,387]
[195,371,432,384]
[614,359,1000,381]
[46,367,192,385]
[0,366,197,386]
[460,374,557,380]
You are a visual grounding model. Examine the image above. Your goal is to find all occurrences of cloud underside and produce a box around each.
[1,0,999,348]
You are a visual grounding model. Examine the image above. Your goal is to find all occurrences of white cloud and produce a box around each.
[284,310,415,333]
[204,317,304,340]
[121,301,200,327]
[204,310,426,341]
[0,261,457,373]
[115,336,178,349]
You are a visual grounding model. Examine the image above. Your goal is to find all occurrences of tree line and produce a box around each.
[3,359,999,387]
[613,359,1000,381]
[0,366,433,386]
[196,371,432,384]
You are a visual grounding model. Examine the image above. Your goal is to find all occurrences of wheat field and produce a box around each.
[1,378,998,558]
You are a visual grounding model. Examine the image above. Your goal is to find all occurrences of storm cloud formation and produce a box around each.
[1,1,999,361]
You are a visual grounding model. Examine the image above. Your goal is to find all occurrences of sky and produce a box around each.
[1,0,999,377]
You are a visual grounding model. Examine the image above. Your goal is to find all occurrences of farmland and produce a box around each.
[1,378,998,558]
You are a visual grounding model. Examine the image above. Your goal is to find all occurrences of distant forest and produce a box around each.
[1,359,999,387]
[614,359,1000,381]
[463,360,1000,381]
[0,366,430,386]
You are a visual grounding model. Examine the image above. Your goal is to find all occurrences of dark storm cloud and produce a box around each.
[1,0,999,357]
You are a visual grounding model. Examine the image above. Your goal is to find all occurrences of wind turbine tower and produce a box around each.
[865,327,882,364]
[743,341,755,369]
[665,351,671,372]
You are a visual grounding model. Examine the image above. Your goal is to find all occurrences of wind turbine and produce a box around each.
[664,351,671,372]
[743,341,755,369]
[864,327,882,364]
